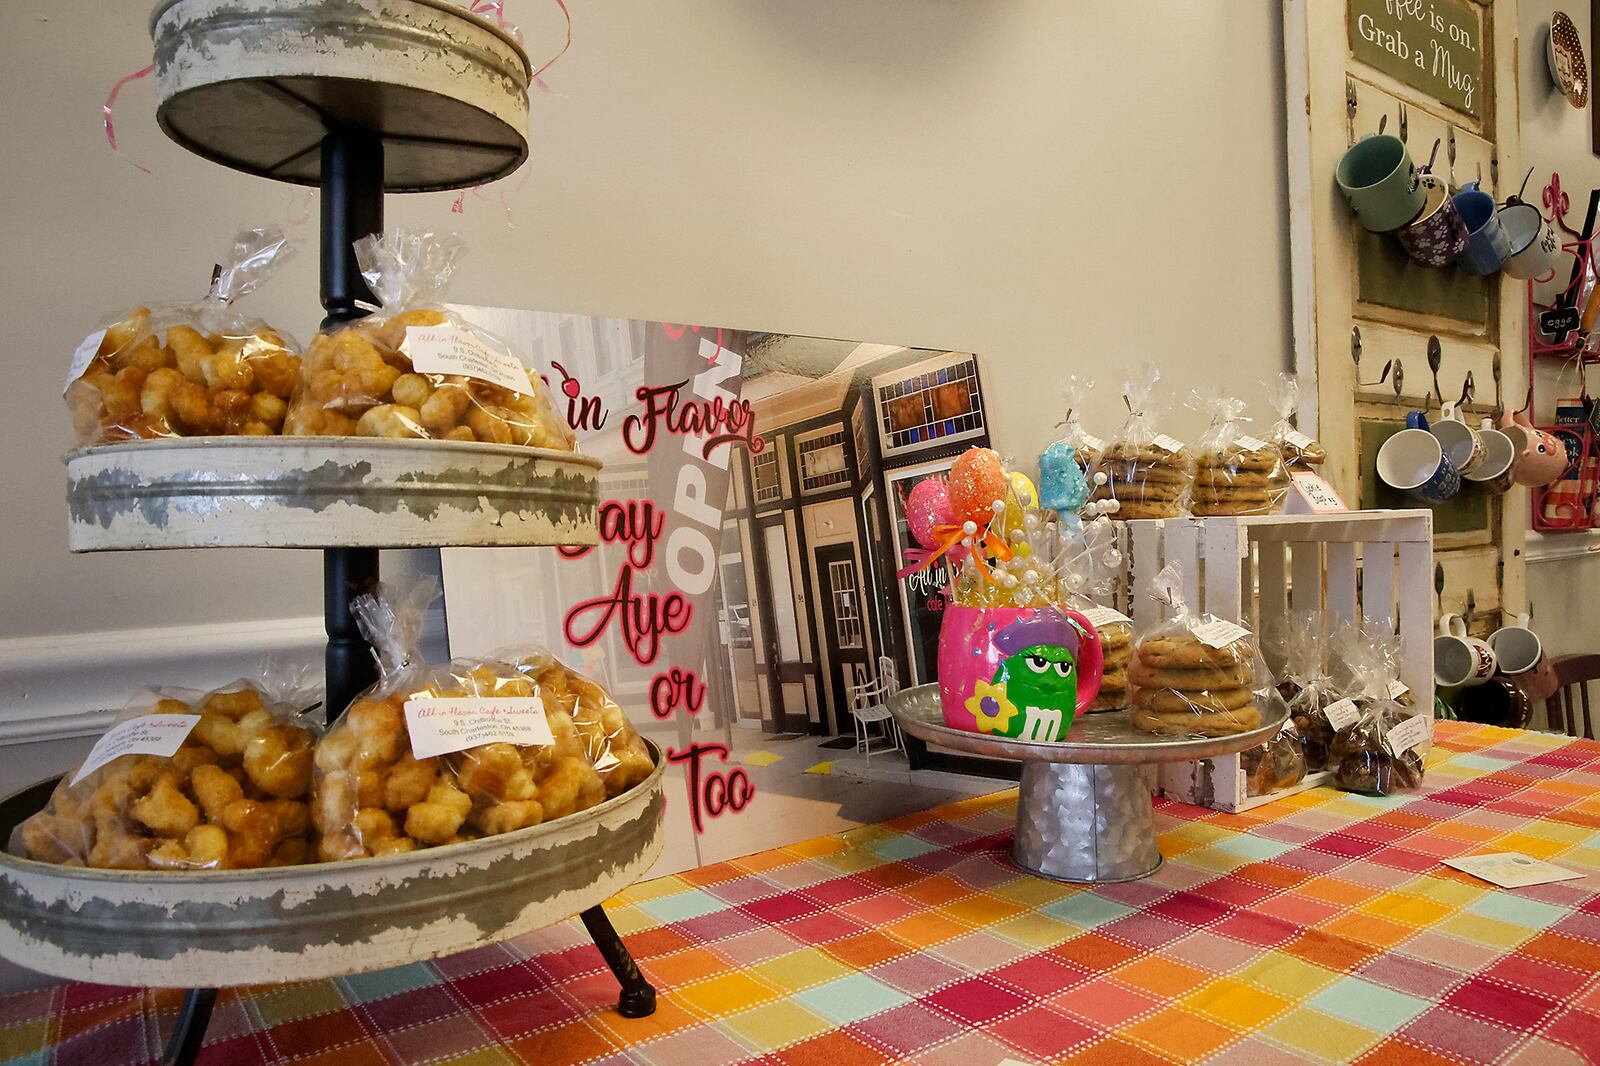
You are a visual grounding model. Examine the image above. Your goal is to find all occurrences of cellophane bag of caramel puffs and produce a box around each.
[14,673,320,870]
[283,229,574,449]
[65,229,300,444]
[313,581,651,862]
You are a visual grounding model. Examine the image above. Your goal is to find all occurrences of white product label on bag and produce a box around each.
[64,329,107,394]
[1284,429,1318,450]
[1234,435,1270,452]
[1079,434,1105,454]
[1150,434,1185,454]
[1387,680,1412,701]
[1191,618,1251,649]
[1080,606,1133,630]
[1384,713,1433,757]
[71,713,201,786]
[1323,698,1361,731]
[406,326,534,396]
[404,696,555,760]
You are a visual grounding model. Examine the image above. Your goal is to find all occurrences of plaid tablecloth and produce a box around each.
[4,721,1600,1065]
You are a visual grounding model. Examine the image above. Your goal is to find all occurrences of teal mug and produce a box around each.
[1336,135,1425,233]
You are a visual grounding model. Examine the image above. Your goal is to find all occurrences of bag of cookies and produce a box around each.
[1129,565,1269,736]
[1281,611,1337,771]
[1241,716,1307,797]
[1090,363,1191,520]
[506,649,655,799]
[15,677,319,870]
[1265,373,1328,474]
[1328,623,1429,795]
[1077,604,1133,713]
[1185,387,1288,517]
[283,229,574,449]
[313,583,636,861]
[65,229,300,444]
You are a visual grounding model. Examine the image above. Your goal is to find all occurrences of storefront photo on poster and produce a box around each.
[439,304,998,873]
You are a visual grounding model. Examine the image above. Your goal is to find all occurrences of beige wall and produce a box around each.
[1516,1,1600,672]
[0,3,1291,698]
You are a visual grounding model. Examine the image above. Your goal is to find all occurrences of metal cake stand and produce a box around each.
[889,685,1289,883]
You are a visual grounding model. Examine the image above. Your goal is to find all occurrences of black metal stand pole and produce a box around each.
[579,905,657,1018]
[160,988,217,1066]
[320,127,385,720]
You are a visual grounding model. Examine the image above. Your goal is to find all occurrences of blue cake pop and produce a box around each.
[1038,440,1089,512]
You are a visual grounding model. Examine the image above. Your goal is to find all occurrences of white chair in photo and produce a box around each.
[846,657,906,762]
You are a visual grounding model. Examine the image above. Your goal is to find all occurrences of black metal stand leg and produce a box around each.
[161,988,217,1066]
[580,905,656,1018]
[325,547,381,717]
[318,126,386,721]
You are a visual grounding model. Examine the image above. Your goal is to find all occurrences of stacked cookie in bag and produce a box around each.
[1129,565,1268,737]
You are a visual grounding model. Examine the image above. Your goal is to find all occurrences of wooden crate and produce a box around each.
[1112,511,1435,813]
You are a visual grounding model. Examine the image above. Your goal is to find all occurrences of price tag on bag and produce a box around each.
[1234,434,1270,452]
[1191,618,1251,649]
[1387,680,1411,701]
[1079,434,1105,455]
[1284,429,1318,451]
[1080,606,1133,630]
[1384,713,1432,757]
[406,326,535,396]
[1288,470,1348,514]
[1323,698,1361,731]
[1150,434,1185,455]
[64,329,107,394]
[404,696,555,760]
[71,713,201,786]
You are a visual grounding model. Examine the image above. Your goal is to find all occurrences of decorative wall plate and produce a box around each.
[1548,11,1589,110]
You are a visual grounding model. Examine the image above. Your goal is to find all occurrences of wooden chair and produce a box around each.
[1545,654,1600,740]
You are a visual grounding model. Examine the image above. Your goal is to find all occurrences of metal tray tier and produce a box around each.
[0,745,664,988]
[150,0,532,192]
[67,437,600,551]
[890,685,1291,883]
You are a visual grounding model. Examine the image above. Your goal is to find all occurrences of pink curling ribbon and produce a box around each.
[103,63,155,174]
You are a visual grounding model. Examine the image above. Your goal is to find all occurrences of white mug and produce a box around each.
[1488,614,1544,674]
[1435,613,1496,687]
[1464,420,1517,494]
[1431,403,1485,477]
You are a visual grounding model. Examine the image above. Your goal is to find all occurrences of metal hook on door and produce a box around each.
[1464,588,1477,630]
[1351,325,1363,364]
[1426,137,1441,174]
[1458,371,1476,408]
[1398,102,1408,143]
[1360,358,1395,388]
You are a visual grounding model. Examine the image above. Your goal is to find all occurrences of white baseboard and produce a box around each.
[0,610,448,747]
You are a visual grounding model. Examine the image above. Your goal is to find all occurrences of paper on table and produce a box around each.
[1443,853,1584,889]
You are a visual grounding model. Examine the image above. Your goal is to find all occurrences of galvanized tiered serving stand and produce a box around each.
[0,4,663,1063]
[888,685,1287,883]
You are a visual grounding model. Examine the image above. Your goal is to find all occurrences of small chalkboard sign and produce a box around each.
[1541,306,1583,342]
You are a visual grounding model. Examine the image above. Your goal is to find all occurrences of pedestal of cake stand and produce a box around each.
[889,685,1289,883]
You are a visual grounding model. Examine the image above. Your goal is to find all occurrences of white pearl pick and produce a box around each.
[1093,471,1108,486]
[991,498,1006,514]
[962,520,978,535]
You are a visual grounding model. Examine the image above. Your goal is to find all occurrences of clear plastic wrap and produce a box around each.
[1090,363,1192,520]
[1185,387,1288,517]
[507,649,655,799]
[65,229,300,444]
[1241,716,1308,797]
[1329,623,1428,795]
[1282,611,1337,771]
[313,583,640,861]
[1039,376,1102,514]
[1266,373,1328,473]
[283,230,574,449]
[1079,605,1132,713]
[16,676,318,870]
[1129,564,1270,736]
